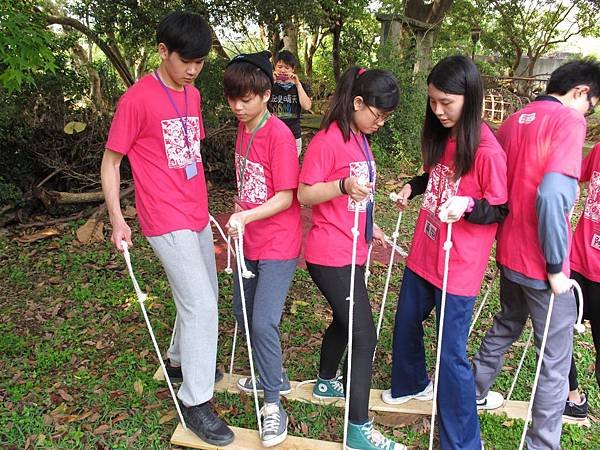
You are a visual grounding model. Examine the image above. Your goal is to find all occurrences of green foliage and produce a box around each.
[0,0,57,92]
[371,44,426,171]
[0,176,23,206]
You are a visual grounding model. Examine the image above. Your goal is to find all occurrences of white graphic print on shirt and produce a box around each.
[347,161,376,212]
[161,117,202,168]
[584,171,600,224]
[422,163,458,214]
[235,153,267,205]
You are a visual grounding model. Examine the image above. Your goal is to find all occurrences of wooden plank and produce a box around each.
[155,369,590,428]
[171,423,341,449]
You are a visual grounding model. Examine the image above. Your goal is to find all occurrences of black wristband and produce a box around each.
[339,177,347,195]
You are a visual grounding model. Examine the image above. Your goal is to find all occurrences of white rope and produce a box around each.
[506,323,532,402]
[209,215,234,274]
[229,321,238,386]
[364,243,374,284]
[169,315,177,350]
[468,267,498,337]
[231,221,262,435]
[343,194,363,450]
[509,279,585,405]
[120,242,187,430]
[428,222,453,450]
[518,291,555,450]
[373,192,404,362]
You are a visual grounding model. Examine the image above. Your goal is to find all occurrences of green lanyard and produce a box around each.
[237,110,270,194]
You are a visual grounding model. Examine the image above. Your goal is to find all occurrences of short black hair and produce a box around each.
[156,11,212,59]
[546,59,600,98]
[224,62,272,98]
[275,50,297,69]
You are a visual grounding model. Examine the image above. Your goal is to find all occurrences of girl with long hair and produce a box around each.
[381,55,508,450]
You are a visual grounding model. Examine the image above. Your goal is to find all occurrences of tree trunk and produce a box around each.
[331,20,343,81]
[283,19,299,59]
[46,15,135,87]
[211,30,230,60]
[413,30,435,76]
[71,43,109,115]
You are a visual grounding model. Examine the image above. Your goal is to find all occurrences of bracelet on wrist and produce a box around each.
[339,177,347,195]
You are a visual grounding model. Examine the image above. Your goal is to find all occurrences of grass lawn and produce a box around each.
[1,170,598,449]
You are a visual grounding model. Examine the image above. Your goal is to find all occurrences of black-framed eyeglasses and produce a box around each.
[365,103,394,123]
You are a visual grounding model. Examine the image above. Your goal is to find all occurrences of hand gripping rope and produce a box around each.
[120,241,187,430]
[468,266,498,337]
[428,222,454,450]
[343,180,366,450]
[517,280,585,450]
[372,192,404,362]
[230,220,262,436]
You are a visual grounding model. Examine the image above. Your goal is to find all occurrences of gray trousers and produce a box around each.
[147,225,219,407]
[472,274,576,450]
[232,258,297,404]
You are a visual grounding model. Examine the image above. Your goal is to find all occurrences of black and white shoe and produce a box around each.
[563,394,588,419]
[178,400,234,446]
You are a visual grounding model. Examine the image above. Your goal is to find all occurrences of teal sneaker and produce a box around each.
[312,375,345,400]
[346,420,406,450]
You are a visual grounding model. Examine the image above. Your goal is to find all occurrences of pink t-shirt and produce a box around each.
[106,74,208,236]
[235,115,302,260]
[406,124,507,297]
[495,99,585,280]
[300,122,376,267]
[571,143,600,282]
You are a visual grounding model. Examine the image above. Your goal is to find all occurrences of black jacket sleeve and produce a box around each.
[407,172,429,199]
[464,199,509,224]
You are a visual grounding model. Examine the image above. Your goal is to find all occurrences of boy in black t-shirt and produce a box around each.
[268,50,312,155]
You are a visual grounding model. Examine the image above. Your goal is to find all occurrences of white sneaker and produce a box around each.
[476,391,504,410]
[381,381,433,405]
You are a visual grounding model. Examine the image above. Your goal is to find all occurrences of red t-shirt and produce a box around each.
[495,100,586,280]
[300,122,376,267]
[406,124,507,297]
[571,143,600,282]
[106,74,208,236]
[235,115,302,260]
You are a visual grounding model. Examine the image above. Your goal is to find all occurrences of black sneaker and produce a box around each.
[164,360,224,384]
[178,400,234,446]
[563,394,588,419]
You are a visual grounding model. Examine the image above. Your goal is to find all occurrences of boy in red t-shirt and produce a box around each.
[564,142,600,419]
[223,51,302,448]
[101,12,233,446]
[471,61,600,449]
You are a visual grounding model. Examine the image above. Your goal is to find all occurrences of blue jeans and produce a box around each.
[391,268,480,450]
[232,258,297,403]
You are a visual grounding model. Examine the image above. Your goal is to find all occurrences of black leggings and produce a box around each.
[307,262,377,423]
[568,271,600,391]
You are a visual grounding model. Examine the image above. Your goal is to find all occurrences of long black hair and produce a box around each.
[322,66,399,142]
[422,55,483,179]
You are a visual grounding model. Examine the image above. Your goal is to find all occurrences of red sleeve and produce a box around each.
[270,128,299,192]
[544,113,586,179]
[105,94,143,155]
[581,143,600,183]
[478,149,508,205]
[299,133,335,185]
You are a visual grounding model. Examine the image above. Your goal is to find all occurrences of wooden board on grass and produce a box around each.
[171,423,341,449]
[155,368,590,428]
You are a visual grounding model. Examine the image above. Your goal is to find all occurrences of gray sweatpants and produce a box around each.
[147,225,219,407]
[472,274,576,450]
[232,258,297,404]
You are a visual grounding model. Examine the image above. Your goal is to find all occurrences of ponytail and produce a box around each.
[322,66,399,141]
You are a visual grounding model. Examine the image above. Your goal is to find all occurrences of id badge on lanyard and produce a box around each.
[592,223,600,251]
[425,212,441,241]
